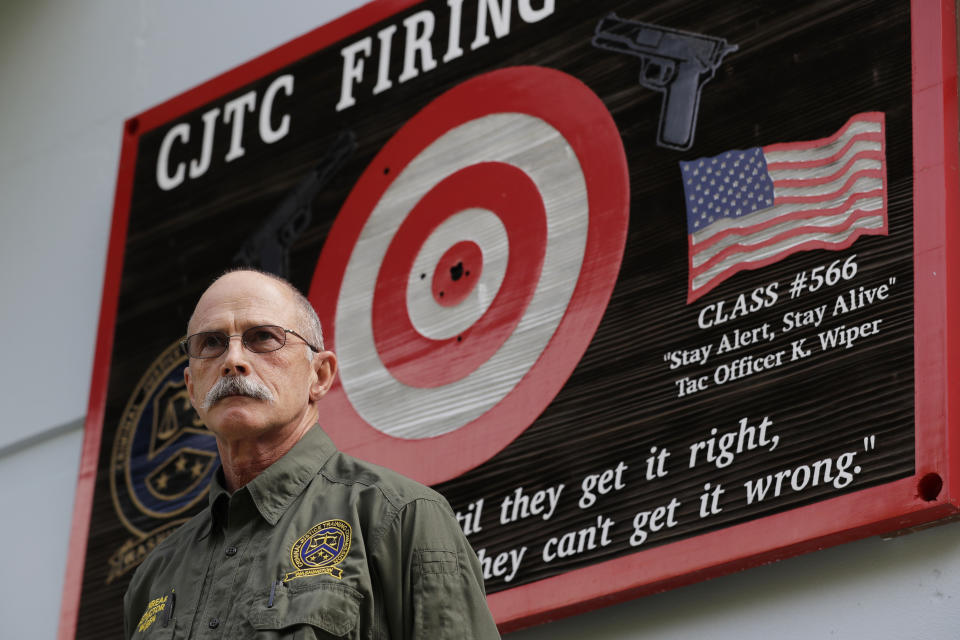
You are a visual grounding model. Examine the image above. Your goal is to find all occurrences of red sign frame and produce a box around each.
[60,0,960,636]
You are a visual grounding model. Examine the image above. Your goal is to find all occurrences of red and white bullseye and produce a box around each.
[310,67,629,484]
[334,112,586,440]
[408,208,506,340]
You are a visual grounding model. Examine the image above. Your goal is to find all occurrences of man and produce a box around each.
[123,269,500,639]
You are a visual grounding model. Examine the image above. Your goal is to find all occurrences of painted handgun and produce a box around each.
[592,13,737,151]
[234,130,355,277]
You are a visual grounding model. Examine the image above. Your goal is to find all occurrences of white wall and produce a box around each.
[0,1,957,638]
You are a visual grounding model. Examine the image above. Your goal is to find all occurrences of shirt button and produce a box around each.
[225,546,238,556]
[208,618,220,629]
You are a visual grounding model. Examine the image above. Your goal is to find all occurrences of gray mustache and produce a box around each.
[202,375,274,409]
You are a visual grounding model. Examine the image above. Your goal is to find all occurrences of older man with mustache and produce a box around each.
[123,269,499,639]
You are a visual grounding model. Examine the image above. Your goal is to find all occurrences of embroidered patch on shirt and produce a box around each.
[285,519,352,581]
[136,594,169,633]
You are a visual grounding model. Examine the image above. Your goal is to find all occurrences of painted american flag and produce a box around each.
[680,112,887,302]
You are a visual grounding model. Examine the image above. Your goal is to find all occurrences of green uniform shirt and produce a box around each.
[123,425,500,639]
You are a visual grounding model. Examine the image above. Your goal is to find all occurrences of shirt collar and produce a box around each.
[244,424,339,526]
[197,425,339,537]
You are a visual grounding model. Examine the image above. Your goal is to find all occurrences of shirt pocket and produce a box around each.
[250,582,362,639]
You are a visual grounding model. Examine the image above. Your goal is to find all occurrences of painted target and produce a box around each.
[309,66,629,485]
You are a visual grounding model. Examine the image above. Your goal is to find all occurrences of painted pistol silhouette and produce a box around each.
[592,14,737,151]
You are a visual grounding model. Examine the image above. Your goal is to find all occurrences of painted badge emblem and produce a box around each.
[108,339,218,582]
[286,520,352,581]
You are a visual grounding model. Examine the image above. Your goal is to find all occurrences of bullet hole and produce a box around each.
[918,473,943,502]
[383,166,390,175]
[450,262,464,281]
[420,273,426,280]
[457,336,462,342]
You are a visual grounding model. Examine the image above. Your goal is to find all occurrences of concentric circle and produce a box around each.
[373,162,546,387]
[309,66,629,484]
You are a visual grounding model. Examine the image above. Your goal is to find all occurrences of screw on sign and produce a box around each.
[309,67,630,484]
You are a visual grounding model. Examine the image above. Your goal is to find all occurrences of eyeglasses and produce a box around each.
[181,325,320,359]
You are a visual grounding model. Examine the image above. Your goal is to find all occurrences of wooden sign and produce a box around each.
[62,0,960,636]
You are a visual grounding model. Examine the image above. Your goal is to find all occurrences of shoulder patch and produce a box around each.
[285,519,351,581]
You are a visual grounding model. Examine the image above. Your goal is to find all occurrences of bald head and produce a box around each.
[188,269,324,351]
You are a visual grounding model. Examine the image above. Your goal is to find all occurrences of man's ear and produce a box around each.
[184,365,199,410]
[309,351,338,402]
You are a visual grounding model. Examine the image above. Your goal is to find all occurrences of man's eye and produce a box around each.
[201,334,225,349]
[245,327,285,351]
[250,330,274,343]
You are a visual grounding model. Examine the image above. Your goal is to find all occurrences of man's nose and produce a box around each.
[220,335,250,376]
